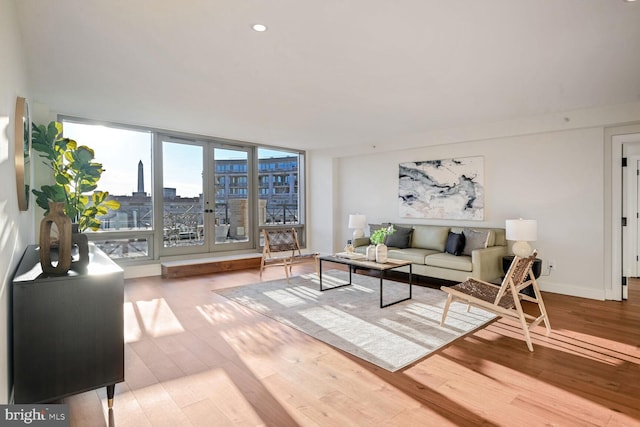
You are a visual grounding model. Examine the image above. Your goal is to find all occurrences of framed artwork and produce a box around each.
[398,156,484,220]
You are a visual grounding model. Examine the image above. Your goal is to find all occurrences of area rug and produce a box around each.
[214,270,496,372]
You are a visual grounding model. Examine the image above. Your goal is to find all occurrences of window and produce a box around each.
[258,148,301,225]
[61,118,153,260]
[58,117,306,261]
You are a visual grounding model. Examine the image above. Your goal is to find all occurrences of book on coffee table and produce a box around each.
[335,252,366,260]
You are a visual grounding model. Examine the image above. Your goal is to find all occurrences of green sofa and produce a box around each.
[353,224,507,283]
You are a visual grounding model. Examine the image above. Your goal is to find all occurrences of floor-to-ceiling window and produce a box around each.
[61,118,154,260]
[59,117,306,262]
[257,148,304,243]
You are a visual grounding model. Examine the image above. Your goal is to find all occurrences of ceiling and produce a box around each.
[14,0,640,151]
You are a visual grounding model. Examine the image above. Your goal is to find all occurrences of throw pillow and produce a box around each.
[384,225,414,248]
[462,229,490,256]
[368,223,390,235]
[445,231,466,256]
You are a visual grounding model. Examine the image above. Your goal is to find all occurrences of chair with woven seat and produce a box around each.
[260,228,319,282]
[440,250,551,351]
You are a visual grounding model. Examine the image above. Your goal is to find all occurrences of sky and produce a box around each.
[62,121,296,198]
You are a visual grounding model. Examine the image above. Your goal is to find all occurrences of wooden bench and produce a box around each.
[161,254,262,279]
[261,228,319,282]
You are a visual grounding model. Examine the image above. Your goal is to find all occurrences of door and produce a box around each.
[621,139,640,300]
[159,136,255,256]
[160,138,206,255]
[210,146,254,250]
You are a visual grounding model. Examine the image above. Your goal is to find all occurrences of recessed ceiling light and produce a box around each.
[252,24,267,32]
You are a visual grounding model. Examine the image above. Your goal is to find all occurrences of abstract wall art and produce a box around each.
[398,156,484,220]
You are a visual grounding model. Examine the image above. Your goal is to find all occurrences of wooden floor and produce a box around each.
[65,266,640,426]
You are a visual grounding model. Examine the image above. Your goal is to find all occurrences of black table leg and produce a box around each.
[319,258,352,291]
[409,264,413,300]
[107,384,115,408]
[380,265,413,308]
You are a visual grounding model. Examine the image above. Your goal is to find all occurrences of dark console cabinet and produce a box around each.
[11,244,124,406]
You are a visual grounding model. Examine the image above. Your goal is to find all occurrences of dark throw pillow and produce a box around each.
[384,225,414,248]
[445,231,466,256]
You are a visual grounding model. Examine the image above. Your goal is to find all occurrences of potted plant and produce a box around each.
[368,225,395,263]
[31,121,120,232]
[370,225,395,245]
[32,121,121,272]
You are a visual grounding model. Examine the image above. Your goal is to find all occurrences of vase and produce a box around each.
[39,201,72,274]
[366,244,376,261]
[375,243,388,263]
[71,223,90,271]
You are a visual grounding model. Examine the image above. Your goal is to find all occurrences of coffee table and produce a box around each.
[317,254,413,308]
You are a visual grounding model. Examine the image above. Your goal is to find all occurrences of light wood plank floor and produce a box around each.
[65,266,640,426]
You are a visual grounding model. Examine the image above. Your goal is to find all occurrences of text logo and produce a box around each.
[0,405,68,427]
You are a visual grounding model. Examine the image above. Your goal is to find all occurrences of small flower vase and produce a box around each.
[375,243,388,263]
[366,244,376,261]
[39,201,72,275]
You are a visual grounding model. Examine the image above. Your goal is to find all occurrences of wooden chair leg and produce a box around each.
[531,282,552,335]
[520,315,535,352]
[441,294,454,326]
[512,297,535,352]
[284,261,290,283]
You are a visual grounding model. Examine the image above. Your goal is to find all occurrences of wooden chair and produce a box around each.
[260,228,319,282]
[440,250,551,351]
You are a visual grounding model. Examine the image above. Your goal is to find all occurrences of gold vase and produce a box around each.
[39,201,72,274]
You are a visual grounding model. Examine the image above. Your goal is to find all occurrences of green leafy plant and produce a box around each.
[31,121,120,231]
[370,225,395,245]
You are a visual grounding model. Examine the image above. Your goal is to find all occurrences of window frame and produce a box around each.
[57,115,307,264]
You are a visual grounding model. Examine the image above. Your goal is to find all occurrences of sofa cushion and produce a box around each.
[385,225,413,248]
[411,225,450,252]
[445,231,465,256]
[425,253,473,272]
[462,229,490,256]
[387,248,439,264]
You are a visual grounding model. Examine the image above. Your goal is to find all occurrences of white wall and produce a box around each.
[309,104,640,301]
[0,0,32,403]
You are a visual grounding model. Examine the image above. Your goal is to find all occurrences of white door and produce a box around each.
[621,140,640,300]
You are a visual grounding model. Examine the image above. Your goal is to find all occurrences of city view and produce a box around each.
[91,155,300,259]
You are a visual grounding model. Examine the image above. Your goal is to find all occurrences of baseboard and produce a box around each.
[537,278,606,300]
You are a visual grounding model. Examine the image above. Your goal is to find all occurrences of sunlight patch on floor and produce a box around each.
[123,302,142,343]
[124,298,184,342]
[196,301,243,325]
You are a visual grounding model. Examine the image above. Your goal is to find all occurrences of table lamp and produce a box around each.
[506,218,537,258]
[348,214,367,241]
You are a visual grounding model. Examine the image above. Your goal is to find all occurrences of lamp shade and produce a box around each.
[506,219,537,242]
[348,214,367,229]
[506,219,537,258]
